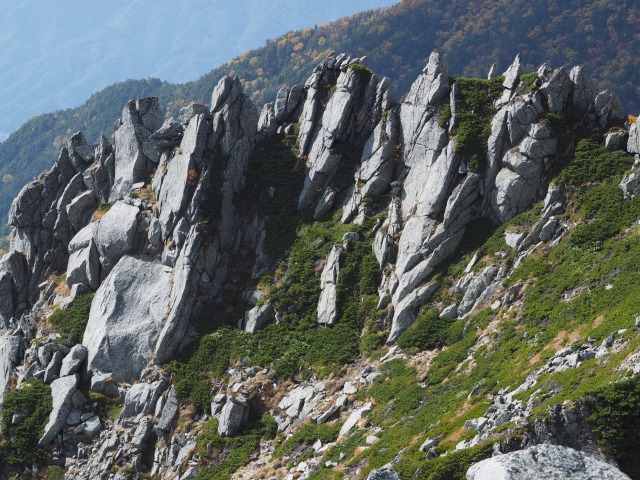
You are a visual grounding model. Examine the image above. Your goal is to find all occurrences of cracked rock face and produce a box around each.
[467,444,631,480]
[83,255,171,383]
[111,98,163,201]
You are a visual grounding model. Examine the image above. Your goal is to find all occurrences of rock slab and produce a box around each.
[466,444,631,480]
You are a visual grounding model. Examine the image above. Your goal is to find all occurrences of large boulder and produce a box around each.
[120,381,166,418]
[317,245,341,326]
[466,444,630,480]
[0,334,20,411]
[39,374,78,446]
[243,303,274,333]
[83,255,171,383]
[110,97,163,200]
[94,201,140,275]
[59,344,88,377]
[367,467,400,480]
[218,396,249,437]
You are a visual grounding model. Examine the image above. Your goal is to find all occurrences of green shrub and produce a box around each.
[360,329,387,357]
[569,183,640,248]
[195,415,276,480]
[273,421,341,458]
[171,328,248,412]
[450,77,503,170]
[43,466,66,480]
[589,376,640,478]
[542,106,583,131]
[0,379,52,466]
[555,133,633,185]
[368,359,424,419]
[397,308,451,351]
[519,71,538,92]
[48,292,94,345]
[347,62,374,80]
[415,442,493,480]
[88,390,122,420]
[240,138,303,259]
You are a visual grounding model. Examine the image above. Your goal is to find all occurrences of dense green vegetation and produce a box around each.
[194,416,278,480]
[48,293,95,345]
[555,133,633,185]
[0,379,52,466]
[448,77,504,170]
[239,135,304,258]
[589,376,640,478]
[397,308,452,352]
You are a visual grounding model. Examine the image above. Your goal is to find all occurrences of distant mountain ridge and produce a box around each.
[1,0,639,241]
[0,0,394,135]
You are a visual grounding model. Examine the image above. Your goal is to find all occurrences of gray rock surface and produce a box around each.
[151,117,184,148]
[627,120,640,154]
[218,396,248,437]
[405,51,450,107]
[60,344,88,377]
[153,226,201,364]
[466,444,630,480]
[318,245,341,325]
[39,374,78,446]
[94,201,140,275]
[83,255,171,382]
[367,467,400,480]
[539,67,571,113]
[155,112,209,237]
[157,387,178,432]
[66,238,100,291]
[569,66,594,113]
[43,350,64,384]
[121,381,166,418]
[0,334,20,411]
[111,97,163,200]
[243,303,274,333]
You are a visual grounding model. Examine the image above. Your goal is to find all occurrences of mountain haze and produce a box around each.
[0,0,396,140]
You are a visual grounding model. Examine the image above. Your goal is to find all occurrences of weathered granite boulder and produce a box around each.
[120,381,166,418]
[39,374,78,446]
[466,444,631,480]
[59,344,88,377]
[94,201,140,275]
[243,303,274,333]
[367,467,400,480]
[83,255,171,382]
[111,97,163,200]
[318,245,341,325]
[218,396,249,437]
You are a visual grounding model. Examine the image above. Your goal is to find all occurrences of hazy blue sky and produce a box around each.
[0,0,397,139]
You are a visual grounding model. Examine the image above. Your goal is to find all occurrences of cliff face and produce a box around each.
[0,51,636,479]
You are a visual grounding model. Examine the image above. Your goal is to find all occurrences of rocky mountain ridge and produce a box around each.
[0,49,638,479]
[3,0,640,252]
